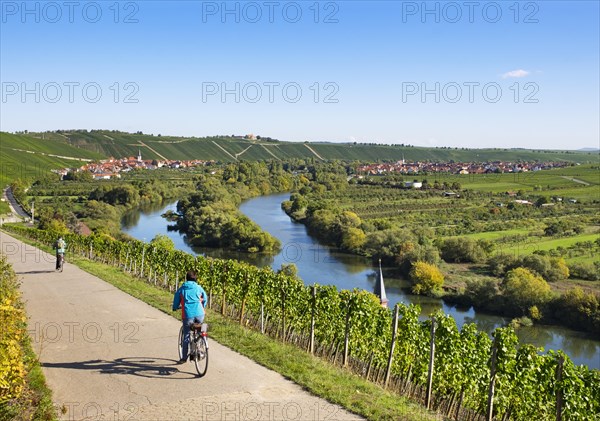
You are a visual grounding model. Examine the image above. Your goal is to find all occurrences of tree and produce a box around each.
[150,234,175,252]
[440,237,491,263]
[501,267,551,315]
[409,261,444,295]
[341,227,366,251]
[277,263,298,279]
[520,255,569,282]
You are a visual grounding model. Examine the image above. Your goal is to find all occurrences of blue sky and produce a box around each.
[1,1,599,149]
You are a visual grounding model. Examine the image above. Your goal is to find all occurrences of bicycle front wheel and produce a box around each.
[178,326,184,361]
[193,336,208,377]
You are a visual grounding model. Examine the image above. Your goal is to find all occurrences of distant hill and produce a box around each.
[578,147,600,152]
[8,130,597,166]
[2,129,598,188]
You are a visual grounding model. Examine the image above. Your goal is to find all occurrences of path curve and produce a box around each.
[0,232,362,421]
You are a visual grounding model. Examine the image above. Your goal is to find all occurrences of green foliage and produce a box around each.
[409,261,444,295]
[89,184,140,206]
[440,237,493,263]
[63,170,93,182]
[150,234,175,252]
[568,261,600,281]
[173,164,296,253]
[502,268,552,315]
[489,253,570,282]
[277,263,298,279]
[464,277,500,309]
[544,219,585,237]
[552,288,600,333]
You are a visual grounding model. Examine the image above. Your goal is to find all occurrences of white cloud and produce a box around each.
[502,69,530,79]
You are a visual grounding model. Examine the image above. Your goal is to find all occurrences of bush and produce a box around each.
[464,277,500,308]
[487,254,519,277]
[440,238,492,263]
[520,255,569,282]
[409,261,444,295]
[568,261,600,281]
[395,241,441,275]
[488,254,569,282]
[502,267,552,315]
[552,288,600,333]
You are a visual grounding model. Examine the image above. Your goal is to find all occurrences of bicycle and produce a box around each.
[178,322,209,377]
[56,254,65,272]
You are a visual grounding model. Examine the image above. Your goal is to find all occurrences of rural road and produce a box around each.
[3,187,29,221]
[0,231,363,421]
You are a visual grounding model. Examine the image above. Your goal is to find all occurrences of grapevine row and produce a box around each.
[3,225,599,420]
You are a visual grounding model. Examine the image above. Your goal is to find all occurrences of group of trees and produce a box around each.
[463,269,600,333]
[21,175,181,236]
[488,253,570,282]
[174,162,299,253]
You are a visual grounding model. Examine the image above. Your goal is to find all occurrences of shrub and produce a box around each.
[409,261,444,295]
[502,267,551,315]
[552,288,600,333]
[568,262,600,281]
[0,256,26,404]
[440,238,492,263]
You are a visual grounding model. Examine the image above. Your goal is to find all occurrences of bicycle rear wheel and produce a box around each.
[59,256,64,272]
[193,335,208,377]
[178,326,184,361]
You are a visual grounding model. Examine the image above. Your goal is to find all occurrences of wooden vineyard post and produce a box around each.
[426,316,436,410]
[309,285,316,354]
[342,302,351,367]
[556,354,564,421]
[486,336,499,421]
[384,304,400,388]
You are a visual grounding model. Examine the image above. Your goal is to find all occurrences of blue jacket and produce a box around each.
[172,281,208,320]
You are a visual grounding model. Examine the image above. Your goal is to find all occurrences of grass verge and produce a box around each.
[7,230,440,421]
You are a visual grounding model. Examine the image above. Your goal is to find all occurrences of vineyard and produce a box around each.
[4,225,599,420]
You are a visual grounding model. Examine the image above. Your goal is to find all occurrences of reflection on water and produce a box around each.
[121,194,600,369]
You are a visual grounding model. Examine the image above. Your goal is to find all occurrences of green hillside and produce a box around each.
[0,132,104,187]
[1,130,597,190]
[17,130,597,164]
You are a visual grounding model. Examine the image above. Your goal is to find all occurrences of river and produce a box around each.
[121,193,600,369]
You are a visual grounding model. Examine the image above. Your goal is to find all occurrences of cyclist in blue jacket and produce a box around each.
[172,270,208,363]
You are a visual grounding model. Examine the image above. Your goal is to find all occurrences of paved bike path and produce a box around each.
[1,232,362,420]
